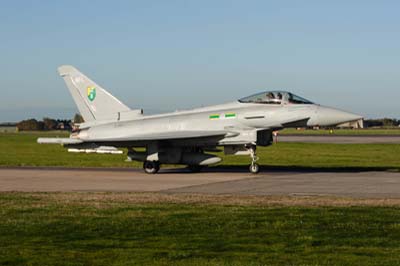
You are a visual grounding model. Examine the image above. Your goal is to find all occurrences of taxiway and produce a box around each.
[1,167,400,198]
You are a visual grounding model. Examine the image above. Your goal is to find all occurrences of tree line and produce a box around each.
[364,118,400,128]
[16,114,84,131]
[11,115,400,131]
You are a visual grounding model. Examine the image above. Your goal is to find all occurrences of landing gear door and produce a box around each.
[224,145,250,155]
[256,130,273,146]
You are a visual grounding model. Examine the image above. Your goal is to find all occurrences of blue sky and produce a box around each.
[0,0,399,121]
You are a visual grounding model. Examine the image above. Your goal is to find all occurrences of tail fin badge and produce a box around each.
[87,86,96,101]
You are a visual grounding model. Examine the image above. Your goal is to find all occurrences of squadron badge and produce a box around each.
[87,86,96,101]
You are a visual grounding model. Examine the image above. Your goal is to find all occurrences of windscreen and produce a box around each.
[239,91,313,105]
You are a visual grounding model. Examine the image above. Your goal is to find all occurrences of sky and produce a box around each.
[0,0,399,122]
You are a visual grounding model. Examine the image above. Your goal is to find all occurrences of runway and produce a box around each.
[1,167,400,198]
[279,135,400,144]
[280,135,400,144]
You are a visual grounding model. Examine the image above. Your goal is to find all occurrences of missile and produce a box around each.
[68,146,123,154]
[180,152,221,165]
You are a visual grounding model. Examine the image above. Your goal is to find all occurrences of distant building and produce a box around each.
[57,122,66,130]
[56,120,72,131]
[0,123,17,133]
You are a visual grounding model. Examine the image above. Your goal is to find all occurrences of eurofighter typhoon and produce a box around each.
[38,66,362,174]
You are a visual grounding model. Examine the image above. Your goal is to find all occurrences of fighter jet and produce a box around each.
[38,65,362,174]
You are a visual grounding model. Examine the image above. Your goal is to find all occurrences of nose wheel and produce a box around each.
[247,145,260,174]
[143,160,160,174]
[249,162,260,174]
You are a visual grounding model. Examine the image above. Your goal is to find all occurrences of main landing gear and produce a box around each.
[143,160,160,174]
[247,145,260,174]
[187,165,204,173]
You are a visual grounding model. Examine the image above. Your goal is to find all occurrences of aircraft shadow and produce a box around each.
[160,165,400,174]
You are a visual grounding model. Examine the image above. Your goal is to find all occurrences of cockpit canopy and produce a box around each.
[238,91,313,105]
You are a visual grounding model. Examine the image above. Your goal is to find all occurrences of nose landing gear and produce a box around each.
[247,145,260,174]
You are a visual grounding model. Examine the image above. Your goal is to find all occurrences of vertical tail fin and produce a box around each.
[58,65,130,122]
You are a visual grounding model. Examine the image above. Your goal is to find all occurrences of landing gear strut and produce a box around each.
[143,160,160,174]
[247,145,260,174]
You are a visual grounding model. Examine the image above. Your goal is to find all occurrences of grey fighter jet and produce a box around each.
[38,65,362,174]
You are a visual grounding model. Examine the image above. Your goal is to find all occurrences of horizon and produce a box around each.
[1,1,400,122]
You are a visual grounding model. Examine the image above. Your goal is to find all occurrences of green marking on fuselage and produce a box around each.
[209,114,220,120]
[225,113,236,118]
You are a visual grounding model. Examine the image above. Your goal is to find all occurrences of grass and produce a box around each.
[0,132,140,168]
[2,132,400,265]
[1,132,400,171]
[1,192,400,266]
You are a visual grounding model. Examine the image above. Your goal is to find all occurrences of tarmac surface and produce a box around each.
[280,135,400,144]
[1,167,400,198]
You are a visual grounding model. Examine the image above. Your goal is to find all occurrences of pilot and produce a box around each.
[266,92,275,100]
[288,93,294,103]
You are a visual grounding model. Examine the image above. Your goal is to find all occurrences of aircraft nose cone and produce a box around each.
[315,106,363,127]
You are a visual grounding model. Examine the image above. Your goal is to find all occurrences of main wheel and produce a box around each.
[249,163,260,174]
[187,165,203,173]
[143,160,160,174]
